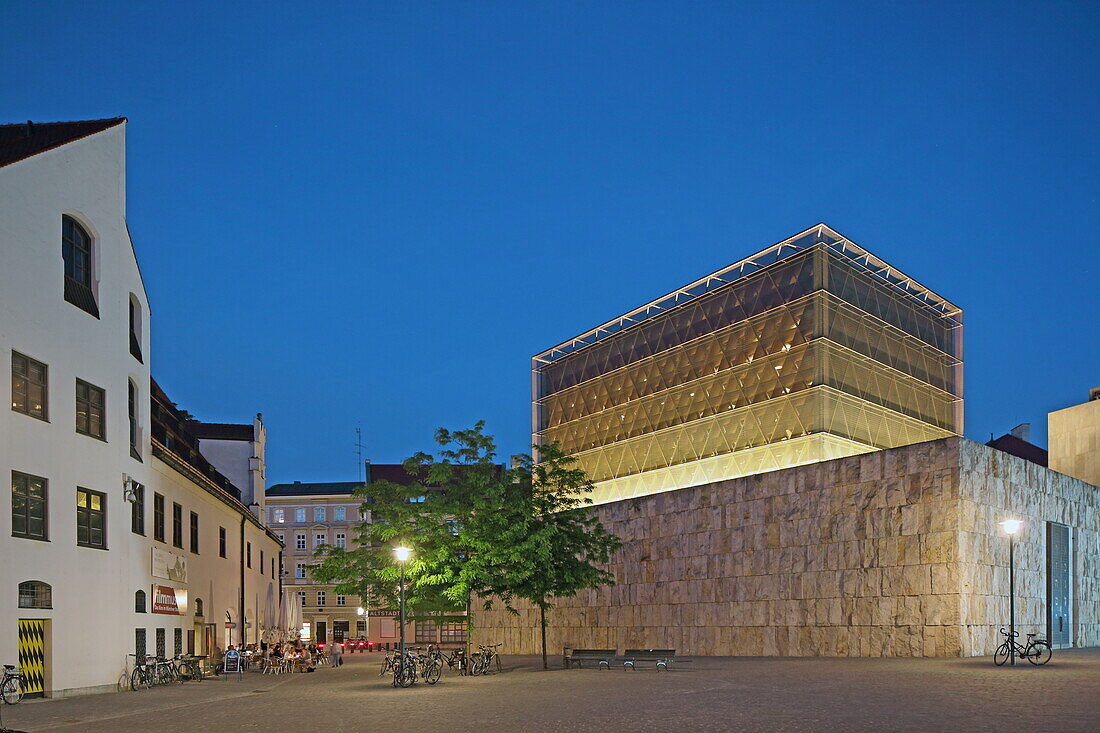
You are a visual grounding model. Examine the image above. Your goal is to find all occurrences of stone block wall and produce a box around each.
[473,438,1100,657]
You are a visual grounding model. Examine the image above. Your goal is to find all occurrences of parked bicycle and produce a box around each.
[1,665,23,704]
[468,644,503,676]
[175,654,205,682]
[994,628,1052,666]
[129,654,156,690]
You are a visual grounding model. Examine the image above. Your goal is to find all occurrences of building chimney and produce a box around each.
[1009,423,1031,442]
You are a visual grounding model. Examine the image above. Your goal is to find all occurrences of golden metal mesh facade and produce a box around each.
[533,225,962,505]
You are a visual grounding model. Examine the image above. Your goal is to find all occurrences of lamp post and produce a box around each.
[393,546,411,679]
[1000,519,1023,666]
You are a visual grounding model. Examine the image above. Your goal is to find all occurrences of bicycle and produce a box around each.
[439,647,466,675]
[393,650,418,688]
[1,665,23,704]
[153,656,180,685]
[129,654,155,690]
[469,644,502,676]
[175,655,205,682]
[994,628,1052,666]
[419,645,442,685]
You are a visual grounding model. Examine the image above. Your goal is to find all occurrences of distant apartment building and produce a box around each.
[265,463,467,648]
[0,118,282,697]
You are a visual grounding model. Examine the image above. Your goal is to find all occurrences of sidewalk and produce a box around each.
[4,648,1099,732]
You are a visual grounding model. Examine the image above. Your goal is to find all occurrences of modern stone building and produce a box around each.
[1049,388,1100,488]
[533,224,963,506]
[475,438,1100,657]
[481,226,1099,657]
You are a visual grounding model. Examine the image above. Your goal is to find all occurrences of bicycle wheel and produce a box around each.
[493,653,502,674]
[379,656,391,677]
[1,677,23,705]
[395,660,416,688]
[117,671,132,693]
[131,666,148,690]
[993,642,1011,666]
[425,660,441,685]
[1027,641,1052,666]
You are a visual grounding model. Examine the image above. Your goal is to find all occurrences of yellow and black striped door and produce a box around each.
[17,619,45,696]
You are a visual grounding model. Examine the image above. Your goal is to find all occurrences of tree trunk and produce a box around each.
[540,604,548,670]
[465,595,472,676]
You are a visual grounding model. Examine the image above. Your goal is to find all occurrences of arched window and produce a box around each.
[194,598,204,617]
[18,581,52,609]
[62,215,99,317]
[128,294,143,362]
[135,589,147,613]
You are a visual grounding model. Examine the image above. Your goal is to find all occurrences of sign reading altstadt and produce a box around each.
[152,584,187,615]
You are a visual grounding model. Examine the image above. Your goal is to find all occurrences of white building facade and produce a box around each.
[0,118,283,697]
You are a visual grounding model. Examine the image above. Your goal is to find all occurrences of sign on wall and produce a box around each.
[152,546,188,583]
[152,585,188,615]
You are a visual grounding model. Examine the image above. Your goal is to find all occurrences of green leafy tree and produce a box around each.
[311,423,621,667]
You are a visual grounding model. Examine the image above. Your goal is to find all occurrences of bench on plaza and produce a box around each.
[562,648,617,669]
[616,649,682,671]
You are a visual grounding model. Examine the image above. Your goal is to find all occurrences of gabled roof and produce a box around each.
[0,118,126,169]
[986,433,1049,467]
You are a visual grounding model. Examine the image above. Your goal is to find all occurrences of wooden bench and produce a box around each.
[562,648,617,669]
[617,648,680,671]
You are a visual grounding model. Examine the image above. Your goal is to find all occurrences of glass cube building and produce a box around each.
[533,224,963,505]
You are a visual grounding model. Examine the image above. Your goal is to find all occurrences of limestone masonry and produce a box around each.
[474,438,1100,657]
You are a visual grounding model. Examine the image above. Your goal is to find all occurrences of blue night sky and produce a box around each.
[3,2,1097,483]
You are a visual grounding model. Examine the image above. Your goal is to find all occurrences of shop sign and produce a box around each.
[371,610,400,617]
[152,584,187,615]
[152,546,188,583]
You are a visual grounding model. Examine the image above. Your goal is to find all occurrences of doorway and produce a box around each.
[1047,522,1071,647]
[315,621,327,644]
[17,619,47,697]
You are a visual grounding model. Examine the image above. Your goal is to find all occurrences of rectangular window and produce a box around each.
[155,628,165,658]
[296,533,306,550]
[219,526,227,558]
[76,487,106,549]
[189,511,199,553]
[172,503,183,548]
[295,508,306,522]
[260,549,265,571]
[271,557,276,579]
[440,622,467,644]
[295,563,306,579]
[416,620,438,644]
[246,541,252,568]
[298,591,306,607]
[315,507,326,522]
[131,482,145,535]
[334,507,346,521]
[75,378,106,439]
[12,471,48,540]
[272,508,284,523]
[153,493,165,541]
[128,380,141,460]
[315,533,326,548]
[335,532,346,549]
[317,591,326,607]
[135,628,147,660]
[11,352,48,420]
[336,594,346,607]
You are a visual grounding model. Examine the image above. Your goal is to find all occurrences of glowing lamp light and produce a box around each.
[393,546,412,562]
[357,607,365,616]
[1000,519,1023,536]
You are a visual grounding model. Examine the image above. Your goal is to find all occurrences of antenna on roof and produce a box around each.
[355,427,368,484]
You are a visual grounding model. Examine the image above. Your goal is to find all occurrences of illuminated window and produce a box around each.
[76,487,106,549]
[334,507,346,521]
[11,352,47,421]
[272,508,284,523]
[12,471,47,541]
[75,378,105,440]
[295,508,306,522]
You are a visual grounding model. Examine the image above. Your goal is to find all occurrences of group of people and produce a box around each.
[211,638,331,674]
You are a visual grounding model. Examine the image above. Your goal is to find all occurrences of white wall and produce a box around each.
[0,123,281,696]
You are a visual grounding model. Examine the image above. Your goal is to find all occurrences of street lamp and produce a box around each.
[393,545,411,680]
[1000,519,1023,666]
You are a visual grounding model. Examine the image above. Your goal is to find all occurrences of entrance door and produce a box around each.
[17,619,46,697]
[316,621,327,644]
[1047,522,1071,647]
